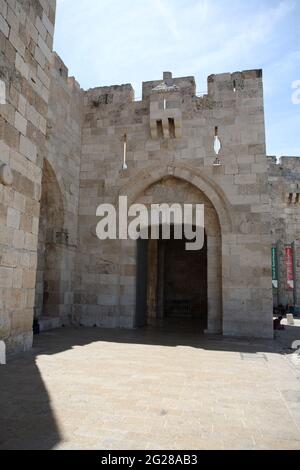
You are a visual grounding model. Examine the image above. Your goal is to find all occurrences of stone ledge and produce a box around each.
[39,316,61,333]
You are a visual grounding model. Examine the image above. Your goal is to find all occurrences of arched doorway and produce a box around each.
[35,160,65,321]
[131,175,222,334]
[136,228,208,332]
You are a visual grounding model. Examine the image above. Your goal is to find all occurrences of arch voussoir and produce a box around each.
[119,163,233,234]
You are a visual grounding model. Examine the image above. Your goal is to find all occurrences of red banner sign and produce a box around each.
[285,246,294,290]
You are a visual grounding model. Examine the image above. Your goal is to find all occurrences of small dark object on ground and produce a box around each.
[274,304,286,316]
[274,316,285,331]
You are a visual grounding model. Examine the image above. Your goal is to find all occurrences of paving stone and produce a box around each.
[0,325,300,450]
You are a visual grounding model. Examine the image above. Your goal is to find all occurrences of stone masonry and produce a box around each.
[269,156,300,307]
[0,1,299,354]
[77,70,273,339]
[35,52,82,327]
[0,0,56,353]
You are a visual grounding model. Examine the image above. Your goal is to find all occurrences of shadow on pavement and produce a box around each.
[0,320,299,450]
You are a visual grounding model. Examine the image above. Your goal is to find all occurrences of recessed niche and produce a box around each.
[168,118,175,139]
[157,120,163,138]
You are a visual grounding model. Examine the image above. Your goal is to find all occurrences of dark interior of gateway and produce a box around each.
[136,227,208,331]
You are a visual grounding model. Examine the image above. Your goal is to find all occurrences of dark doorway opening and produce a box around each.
[35,160,64,320]
[135,227,208,332]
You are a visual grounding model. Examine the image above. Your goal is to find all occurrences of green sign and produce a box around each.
[272,247,278,289]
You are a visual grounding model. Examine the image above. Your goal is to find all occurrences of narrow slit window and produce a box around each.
[123,134,128,170]
[157,120,163,138]
[214,127,221,155]
[168,118,175,138]
[233,80,236,92]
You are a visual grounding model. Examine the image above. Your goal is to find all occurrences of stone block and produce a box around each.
[0,266,13,287]
[19,135,37,163]
[7,207,20,229]
[0,13,9,37]
[14,110,27,135]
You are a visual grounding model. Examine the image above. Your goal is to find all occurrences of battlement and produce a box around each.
[208,69,263,98]
[80,68,267,147]
[143,73,196,99]
[268,156,300,205]
[268,156,300,172]
[51,52,69,80]
[141,69,263,101]
[279,156,300,169]
[80,68,265,111]
[85,84,134,107]
[51,52,81,91]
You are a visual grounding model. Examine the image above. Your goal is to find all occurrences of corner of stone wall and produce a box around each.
[207,69,263,99]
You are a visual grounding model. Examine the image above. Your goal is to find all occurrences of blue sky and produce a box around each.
[54,0,300,157]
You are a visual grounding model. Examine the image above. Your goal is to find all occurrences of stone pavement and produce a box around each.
[0,321,300,450]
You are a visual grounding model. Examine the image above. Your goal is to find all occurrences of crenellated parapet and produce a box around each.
[51,52,81,92]
[207,69,263,99]
[85,84,135,108]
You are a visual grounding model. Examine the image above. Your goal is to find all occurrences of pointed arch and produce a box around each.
[35,158,65,320]
[118,163,233,234]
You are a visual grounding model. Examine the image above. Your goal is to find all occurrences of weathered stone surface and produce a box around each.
[269,157,300,307]
[0,0,56,354]
[0,1,299,355]
[1,325,300,450]
[76,69,275,339]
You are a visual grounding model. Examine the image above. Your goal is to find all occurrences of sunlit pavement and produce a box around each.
[1,321,300,450]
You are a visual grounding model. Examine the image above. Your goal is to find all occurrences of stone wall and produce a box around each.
[0,0,56,353]
[269,156,300,307]
[1,1,298,351]
[135,177,222,333]
[35,52,83,326]
[76,70,274,338]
